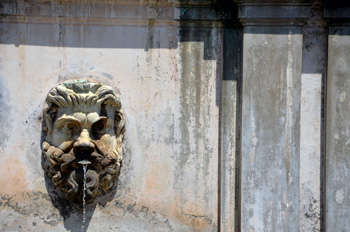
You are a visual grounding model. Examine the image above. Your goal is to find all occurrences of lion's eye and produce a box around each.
[92,120,106,132]
[62,122,79,131]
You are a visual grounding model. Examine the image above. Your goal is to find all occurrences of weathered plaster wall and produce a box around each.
[3,0,350,231]
[299,2,326,231]
[0,1,238,231]
[326,27,350,231]
[241,29,302,232]
[219,27,241,232]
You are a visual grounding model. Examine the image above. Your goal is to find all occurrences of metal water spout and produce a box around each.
[78,160,91,166]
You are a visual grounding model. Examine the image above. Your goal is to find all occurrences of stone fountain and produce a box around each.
[41,79,126,204]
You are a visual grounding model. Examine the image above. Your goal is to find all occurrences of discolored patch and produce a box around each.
[0,155,29,195]
[0,78,12,149]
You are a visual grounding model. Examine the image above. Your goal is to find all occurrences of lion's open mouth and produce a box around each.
[74,149,94,165]
[43,141,121,203]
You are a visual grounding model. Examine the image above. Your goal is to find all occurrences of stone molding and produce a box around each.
[0,0,216,6]
[0,0,235,28]
[234,0,311,26]
[323,7,350,26]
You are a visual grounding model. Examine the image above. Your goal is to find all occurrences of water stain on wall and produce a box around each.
[0,78,11,150]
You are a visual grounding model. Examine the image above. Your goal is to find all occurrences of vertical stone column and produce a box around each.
[299,1,325,231]
[235,1,310,231]
[324,3,350,231]
[220,26,242,232]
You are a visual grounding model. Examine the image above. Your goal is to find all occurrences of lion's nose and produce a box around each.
[74,129,95,153]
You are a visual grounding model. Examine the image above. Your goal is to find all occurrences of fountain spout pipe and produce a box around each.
[78,160,91,166]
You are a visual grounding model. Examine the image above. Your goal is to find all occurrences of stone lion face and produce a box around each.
[42,80,125,203]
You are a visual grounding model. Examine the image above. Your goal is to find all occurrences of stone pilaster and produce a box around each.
[220,26,242,232]
[299,2,325,231]
[235,1,310,231]
[324,2,350,231]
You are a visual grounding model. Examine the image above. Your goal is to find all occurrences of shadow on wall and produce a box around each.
[40,124,119,232]
[1,0,242,231]
[0,0,238,60]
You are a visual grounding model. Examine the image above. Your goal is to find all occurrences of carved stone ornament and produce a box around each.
[42,79,126,203]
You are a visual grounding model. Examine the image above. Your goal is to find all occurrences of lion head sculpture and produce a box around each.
[42,79,125,203]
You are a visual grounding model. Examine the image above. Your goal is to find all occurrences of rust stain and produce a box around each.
[135,194,214,231]
[144,161,172,195]
[139,157,214,229]
[0,155,29,195]
[174,196,214,230]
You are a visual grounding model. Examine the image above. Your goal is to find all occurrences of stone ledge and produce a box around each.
[324,7,350,26]
[0,0,216,6]
[234,0,311,26]
[0,1,237,27]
